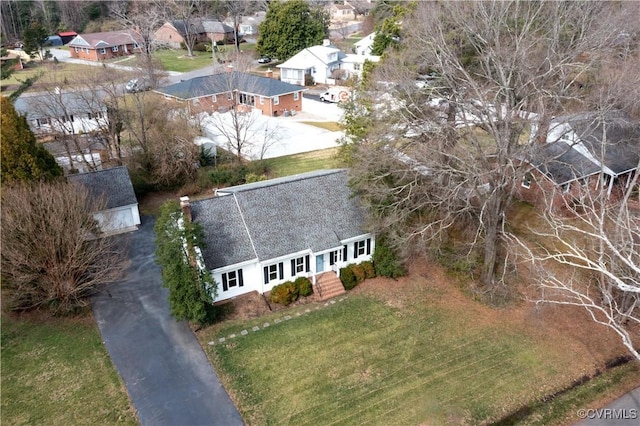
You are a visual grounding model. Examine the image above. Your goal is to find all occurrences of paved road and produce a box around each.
[576,387,640,426]
[92,217,243,426]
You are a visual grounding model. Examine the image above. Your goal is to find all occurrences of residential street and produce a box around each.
[576,387,640,426]
[92,217,243,426]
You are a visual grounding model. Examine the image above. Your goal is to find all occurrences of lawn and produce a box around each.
[153,44,258,73]
[262,148,342,178]
[0,62,98,94]
[1,314,137,425]
[199,270,639,425]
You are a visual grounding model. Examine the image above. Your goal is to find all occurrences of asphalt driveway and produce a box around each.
[92,216,243,426]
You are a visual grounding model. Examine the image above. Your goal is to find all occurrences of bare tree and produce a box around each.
[201,56,283,161]
[1,181,126,314]
[348,1,634,291]
[110,0,169,78]
[509,157,640,360]
[121,92,201,187]
[168,0,203,57]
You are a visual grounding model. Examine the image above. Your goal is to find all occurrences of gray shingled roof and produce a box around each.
[529,141,601,185]
[155,71,305,100]
[564,111,640,174]
[191,170,367,270]
[67,166,138,210]
[14,90,107,121]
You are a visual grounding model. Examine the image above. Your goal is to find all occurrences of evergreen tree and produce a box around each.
[1,97,63,183]
[155,201,217,326]
[257,0,328,61]
[22,22,50,60]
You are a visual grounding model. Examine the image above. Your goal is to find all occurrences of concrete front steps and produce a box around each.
[315,272,346,301]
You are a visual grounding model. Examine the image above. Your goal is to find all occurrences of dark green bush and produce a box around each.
[294,276,313,297]
[340,266,358,290]
[360,261,376,279]
[351,264,366,284]
[269,281,299,305]
[373,240,406,278]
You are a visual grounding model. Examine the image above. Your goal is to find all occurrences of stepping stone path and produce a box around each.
[214,297,349,344]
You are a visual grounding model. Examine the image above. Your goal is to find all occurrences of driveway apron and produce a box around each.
[92,216,243,426]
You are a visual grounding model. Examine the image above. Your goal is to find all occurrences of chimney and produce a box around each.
[265,68,273,79]
[180,196,192,222]
[322,39,331,47]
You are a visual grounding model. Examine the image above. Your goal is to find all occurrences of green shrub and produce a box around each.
[360,261,376,279]
[270,281,299,305]
[351,264,366,284]
[294,277,313,297]
[340,267,358,290]
[373,240,406,278]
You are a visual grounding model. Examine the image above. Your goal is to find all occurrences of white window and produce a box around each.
[227,92,233,100]
[274,96,279,105]
[260,96,264,105]
[74,47,79,53]
[211,94,217,103]
[293,92,299,101]
[112,46,118,52]
[354,238,371,259]
[522,173,532,189]
[329,249,343,266]
[99,48,106,54]
[222,270,244,291]
[354,63,361,71]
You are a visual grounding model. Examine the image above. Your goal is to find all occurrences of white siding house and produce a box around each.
[188,170,374,302]
[68,166,141,236]
[277,41,345,85]
[354,32,376,56]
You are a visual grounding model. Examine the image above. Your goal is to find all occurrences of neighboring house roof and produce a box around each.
[168,19,234,36]
[67,166,138,210]
[58,31,78,37]
[14,90,108,121]
[552,111,640,175]
[341,54,380,65]
[528,141,602,185]
[155,71,306,100]
[277,45,346,70]
[526,111,640,185]
[68,29,143,49]
[191,170,368,270]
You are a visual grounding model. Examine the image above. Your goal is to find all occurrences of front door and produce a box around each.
[316,254,324,273]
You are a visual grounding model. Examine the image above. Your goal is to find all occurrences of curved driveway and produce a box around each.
[92,217,243,426]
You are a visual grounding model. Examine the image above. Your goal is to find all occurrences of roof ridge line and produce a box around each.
[233,193,259,260]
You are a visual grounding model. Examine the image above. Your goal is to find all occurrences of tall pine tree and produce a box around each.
[1,96,63,183]
[257,0,328,61]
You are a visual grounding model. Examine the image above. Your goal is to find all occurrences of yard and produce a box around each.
[153,44,258,73]
[199,263,639,425]
[0,62,99,95]
[262,148,342,177]
[1,314,137,425]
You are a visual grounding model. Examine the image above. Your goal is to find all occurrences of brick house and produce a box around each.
[154,69,306,117]
[516,111,640,212]
[68,30,143,62]
[154,19,235,49]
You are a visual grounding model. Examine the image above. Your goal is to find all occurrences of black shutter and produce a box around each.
[238,269,244,287]
[343,245,348,262]
[305,255,310,272]
[329,251,335,265]
[263,266,269,284]
[366,238,371,255]
[222,273,228,291]
[354,243,359,259]
[291,259,296,276]
[278,262,284,280]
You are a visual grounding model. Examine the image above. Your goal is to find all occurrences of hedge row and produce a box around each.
[339,261,376,290]
[269,276,313,306]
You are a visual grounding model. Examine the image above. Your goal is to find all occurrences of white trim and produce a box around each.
[341,233,373,244]
[212,258,258,274]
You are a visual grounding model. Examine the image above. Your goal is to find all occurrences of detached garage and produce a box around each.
[68,166,141,236]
